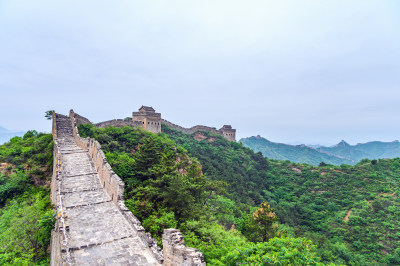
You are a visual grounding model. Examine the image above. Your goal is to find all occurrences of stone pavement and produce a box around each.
[55,114,160,265]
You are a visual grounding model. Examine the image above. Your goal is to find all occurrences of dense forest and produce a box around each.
[0,131,54,265]
[2,122,400,264]
[77,123,400,265]
[78,124,323,265]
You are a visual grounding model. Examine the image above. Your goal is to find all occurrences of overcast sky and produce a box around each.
[0,0,399,145]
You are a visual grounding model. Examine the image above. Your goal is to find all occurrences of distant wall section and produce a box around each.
[162,119,236,142]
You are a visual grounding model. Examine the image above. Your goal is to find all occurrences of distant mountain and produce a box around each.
[316,140,400,162]
[240,136,400,165]
[240,135,354,166]
[0,126,25,144]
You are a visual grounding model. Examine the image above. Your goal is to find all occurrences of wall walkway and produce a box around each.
[50,111,205,265]
[50,113,162,265]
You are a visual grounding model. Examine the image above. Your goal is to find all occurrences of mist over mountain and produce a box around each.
[240,135,400,166]
[240,135,354,166]
[0,126,25,144]
[316,139,400,163]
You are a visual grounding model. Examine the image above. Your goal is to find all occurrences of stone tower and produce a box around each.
[219,125,236,141]
[132,106,162,134]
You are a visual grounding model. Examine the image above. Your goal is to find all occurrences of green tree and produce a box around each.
[244,202,278,243]
[220,236,323,265]
[0,190,55,264]
[44,110,54,120]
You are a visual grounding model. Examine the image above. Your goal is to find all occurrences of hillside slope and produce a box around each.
[164,125,400,265]
[0,131,54,265]
[78,123,323,264]
[240,135,353,166]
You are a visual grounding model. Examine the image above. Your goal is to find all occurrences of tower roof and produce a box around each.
[139,106,155,113]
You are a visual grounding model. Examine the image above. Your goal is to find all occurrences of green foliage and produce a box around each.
[220,236,323,265]
[0,190,54,265]
[161,124,400,264]
[78,124,223,236]
[0,130,53,181]
[0,131,54,264]
[243,202,278,243]
[80,123,323,264]
[44,110,54,120]
[162,125,271,205]
[0,171,32,205]
[81,122,400,264]
[142,209,177,244]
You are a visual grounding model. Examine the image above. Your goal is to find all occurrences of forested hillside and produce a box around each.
[0,131,54,265]
[78,124,323,264]
[164,125,400,265]
[78,123,400,264]
[3,123,397,264]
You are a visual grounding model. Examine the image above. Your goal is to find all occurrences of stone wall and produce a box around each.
[72,111,92,127]
[163,229,205,266]
[70,110,124,204]
[68,110,164,262]
[95,119,134,128]
[50,112,62,266]
[161,119,236,141]
[65,110,206,265]
[161,119,192,134]
[70,110,135,129]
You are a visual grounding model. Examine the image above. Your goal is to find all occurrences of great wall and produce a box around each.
[93,106,236,142]
[50,108,210,265]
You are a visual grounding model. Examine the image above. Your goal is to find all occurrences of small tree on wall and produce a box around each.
[44,110,54,120]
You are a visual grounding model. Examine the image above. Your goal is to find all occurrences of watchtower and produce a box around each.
[132,106,162,134]
[219,125,236,141]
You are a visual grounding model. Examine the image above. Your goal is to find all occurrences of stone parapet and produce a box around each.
[162,229,205,266]
[71,110,92,127]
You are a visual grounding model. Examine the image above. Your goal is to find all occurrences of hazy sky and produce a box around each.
[1,0,399,145]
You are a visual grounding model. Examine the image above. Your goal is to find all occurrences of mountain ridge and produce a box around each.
[0,126,25,144]
[241,135,400,165]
